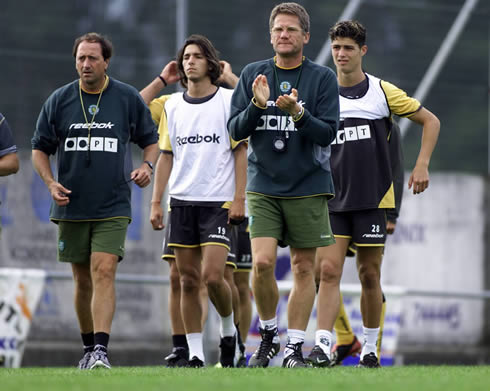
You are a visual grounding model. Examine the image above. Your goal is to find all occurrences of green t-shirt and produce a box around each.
[32,77,158,221]
[228,58,339,198]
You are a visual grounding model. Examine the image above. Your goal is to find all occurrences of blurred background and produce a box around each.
[0,0,489,366]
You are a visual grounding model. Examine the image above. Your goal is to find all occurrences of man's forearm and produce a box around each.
[140,77,167,106]
[0,153,19,176]
[32,149,55,187]
[142,143,160,167]
[151,152,173,204]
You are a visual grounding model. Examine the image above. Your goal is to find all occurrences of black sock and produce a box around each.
[81,332,94,353]
[236,324,245,351]
[172,334,188,350]
[94,332,110,351]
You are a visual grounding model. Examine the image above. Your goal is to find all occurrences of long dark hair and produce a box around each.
[177,34,221,88]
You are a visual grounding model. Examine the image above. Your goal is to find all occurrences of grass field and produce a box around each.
[1,366,489,391]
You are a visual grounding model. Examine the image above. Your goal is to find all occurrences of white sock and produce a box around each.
[220,312,235,338]
[186,333,205,362]
[259,317,277,331]
[361,326,379,359]
[315,329,332,358]
[284,329,305,358]
[259,317,279,343]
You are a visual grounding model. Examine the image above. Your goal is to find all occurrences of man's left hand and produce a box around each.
[276,88,300,116]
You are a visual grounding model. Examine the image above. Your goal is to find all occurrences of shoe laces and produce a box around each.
[256,328,276,359]
[93,347,108,360]
[78,351,92,368]
[286,342,305,363]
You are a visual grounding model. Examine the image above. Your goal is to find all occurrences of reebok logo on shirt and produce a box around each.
[176,133,221,146]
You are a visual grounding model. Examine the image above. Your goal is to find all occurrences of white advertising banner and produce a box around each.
[0,268,46,367]
[381,174,485,344]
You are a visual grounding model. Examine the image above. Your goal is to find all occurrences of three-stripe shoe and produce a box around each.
[357,352,381,368]
[282,342,308,368]
[306,345,331,367]
[248,327,280,368]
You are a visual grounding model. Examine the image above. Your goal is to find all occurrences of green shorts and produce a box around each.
[57,218,130,264]
[247,193,335,249]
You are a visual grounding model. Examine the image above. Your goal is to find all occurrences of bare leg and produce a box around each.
[175,247,202,334]
[315,238,350,331]
[224,265,240,324]
[251,237,278,320]
[201,245,232,317]
[234,271,252,342]
[71,263,93,333]
[90,252,118,333]
[168,260,185,335]
[356,247,383,328]
[287,247,316,330]
[199,279,208,329]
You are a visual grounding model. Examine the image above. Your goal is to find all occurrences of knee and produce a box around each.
[91,261,116,283]
[179,271,200,294]
[291,259,314,280]
[253,254,275,276]
[203,271,223,291]
[235,280,250,299]
[73,272,92,292]
[318,259,342,285]
[169,269,181,292]
[358,264,380,290]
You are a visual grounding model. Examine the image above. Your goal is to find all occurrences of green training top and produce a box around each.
[32,77,158,221]
[228,57,339,198]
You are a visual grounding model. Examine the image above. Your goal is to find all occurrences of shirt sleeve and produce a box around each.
[31,94,59,155]
[0,114,17,157]
[381,80,421,118]
[149,94,172,125]
[230,136,248,150]
[130,91,159,149]
[158,105,172,153]
[228,65,267,141]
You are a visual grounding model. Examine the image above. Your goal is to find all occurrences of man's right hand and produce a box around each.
[252,74,270,108]
[150,202,165,230]
[161,61,180,86]
[48,182,71,206]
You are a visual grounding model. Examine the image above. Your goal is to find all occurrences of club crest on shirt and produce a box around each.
[280,81,291,93]
[88,105,100,116]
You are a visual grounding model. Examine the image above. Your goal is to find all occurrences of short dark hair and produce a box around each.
[329,20,366,47]
[176,34,221,88]
[72,32,113,60]
[269,2,310,34]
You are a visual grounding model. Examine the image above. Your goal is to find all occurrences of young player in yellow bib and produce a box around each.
[309,20,440,368]
[330,120,405,366]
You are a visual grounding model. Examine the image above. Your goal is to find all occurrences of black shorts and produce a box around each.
[228,218,252,271]
[169,198,232,251]
[329,209,387,246]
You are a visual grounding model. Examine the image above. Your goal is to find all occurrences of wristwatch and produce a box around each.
[292,106,304,122]
[144,160,153,171]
